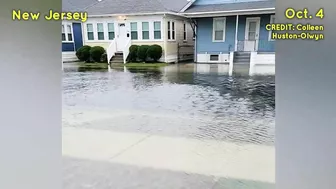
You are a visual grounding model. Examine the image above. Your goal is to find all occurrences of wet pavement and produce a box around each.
[62,63,275,189]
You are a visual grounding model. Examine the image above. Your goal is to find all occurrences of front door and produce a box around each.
[116,23,128,51]
[244,17,260,51]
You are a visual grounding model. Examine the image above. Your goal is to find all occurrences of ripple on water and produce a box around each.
[63,65,275,146]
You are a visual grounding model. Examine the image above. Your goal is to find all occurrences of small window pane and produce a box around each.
[88,32,94,40]
[142,31,149,40]
[131,22,137,31]
[154,22,161,30]
[154,31,161,39]
[62,25,65,33]
[210,55,219,61]
[131,32,138,40]
[214,20,224,31]
[142,22,149,31]
[62,34,66,41]
[67,25,72,33]
[87,24,93,32]
[97,23,104,32]
[215,31,223,41]
[108,23,114,32]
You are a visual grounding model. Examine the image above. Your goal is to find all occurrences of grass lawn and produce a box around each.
[76,62,109,69]
[112,63,169,68]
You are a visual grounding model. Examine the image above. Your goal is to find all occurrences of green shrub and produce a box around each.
[76,45,91,62]
[147,45,163,62]
[137,45,150,62]
[127,45,139,62]
[101,53,108,63]
[90,46,106,62]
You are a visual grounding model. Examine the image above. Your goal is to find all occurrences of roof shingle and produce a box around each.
[184,0,275,13]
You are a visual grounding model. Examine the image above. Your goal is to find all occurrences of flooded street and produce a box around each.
[62,63,275,189]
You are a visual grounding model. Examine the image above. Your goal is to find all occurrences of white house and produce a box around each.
[78,0,195,63]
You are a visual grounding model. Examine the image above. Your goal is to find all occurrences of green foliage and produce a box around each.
[127,45,139,62]
[147,45,163,62]
[90,46,106,62]
[101,53,108,63]
[76,45,91,62]
[137,45,150,62]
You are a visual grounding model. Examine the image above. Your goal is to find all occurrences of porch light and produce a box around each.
[118,16,126,20]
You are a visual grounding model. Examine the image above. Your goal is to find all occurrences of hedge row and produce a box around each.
[127,45,163,63]
[76,45,107,63]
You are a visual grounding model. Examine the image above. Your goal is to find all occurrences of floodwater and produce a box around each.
[62,63,275,189]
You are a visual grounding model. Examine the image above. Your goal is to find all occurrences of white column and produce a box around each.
[234,15,239,51]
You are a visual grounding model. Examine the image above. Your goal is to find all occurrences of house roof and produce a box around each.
[62,0,98,12]
[183,0,275,13]
[63,0,190,15]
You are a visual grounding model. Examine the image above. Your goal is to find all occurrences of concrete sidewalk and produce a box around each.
[62,127,275,183]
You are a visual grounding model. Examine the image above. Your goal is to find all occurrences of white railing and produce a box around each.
[123,38,132,64]
[107,40,117,63]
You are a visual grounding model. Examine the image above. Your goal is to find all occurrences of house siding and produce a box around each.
[62,22,83,52]
[237,14,274,52]
[196,16,236,54]
[62,43,75,52]
[195,14,274,55]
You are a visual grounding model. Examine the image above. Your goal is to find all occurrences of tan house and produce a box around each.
[80,0,195,63]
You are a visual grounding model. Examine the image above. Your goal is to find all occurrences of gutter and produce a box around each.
[88,12,187,18]
[163,13,167,63]
[183,8,275,17]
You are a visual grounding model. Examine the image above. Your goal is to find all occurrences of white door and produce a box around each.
[116,23,128,51]
[244,17,260,51]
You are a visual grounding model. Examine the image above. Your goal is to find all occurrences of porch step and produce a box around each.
[233,52,251,64]
[110,52,124,64]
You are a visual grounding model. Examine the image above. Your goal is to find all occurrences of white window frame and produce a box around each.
[62,23,74,42]
[86,23,94,41]
[212,17,226,42]
[107,23,115,40]
[269,15,276,41]
[183,22,187,41]
[96,23,105,41]
[130,22,139,40]
[167,20,176,41]
[141,22,150,40]
[153,21,162,40]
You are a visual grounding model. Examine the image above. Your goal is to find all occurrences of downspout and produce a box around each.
[194,21,197,63]
[163,14,167,63]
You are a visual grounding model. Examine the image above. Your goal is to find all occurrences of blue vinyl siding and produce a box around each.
[196,16,236,54]
[62,43,75,52]
[196,14,275,53]
[62,22,83,52]
[194,0,266,5]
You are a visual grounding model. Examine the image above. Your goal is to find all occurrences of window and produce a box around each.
[167,21,175,40]
[67,25,73,41]
[210,55,219,61]
[87,24,94,40]
[213,18,226,42]
[130,22,138,40]
[153,21,161,39]
[142,22,149,40]
[183,22,187,41]
[62,24,73,42]
[97,23,104,40]
[108,23,115,40]
[61,25,66,41]
[269,15,276,41]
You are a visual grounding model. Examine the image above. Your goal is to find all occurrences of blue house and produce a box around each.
[62,0,96,62]
[62,21,84,61]
[181,0,275,65]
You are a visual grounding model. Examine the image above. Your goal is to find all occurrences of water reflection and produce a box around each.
[63,64,275,145]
